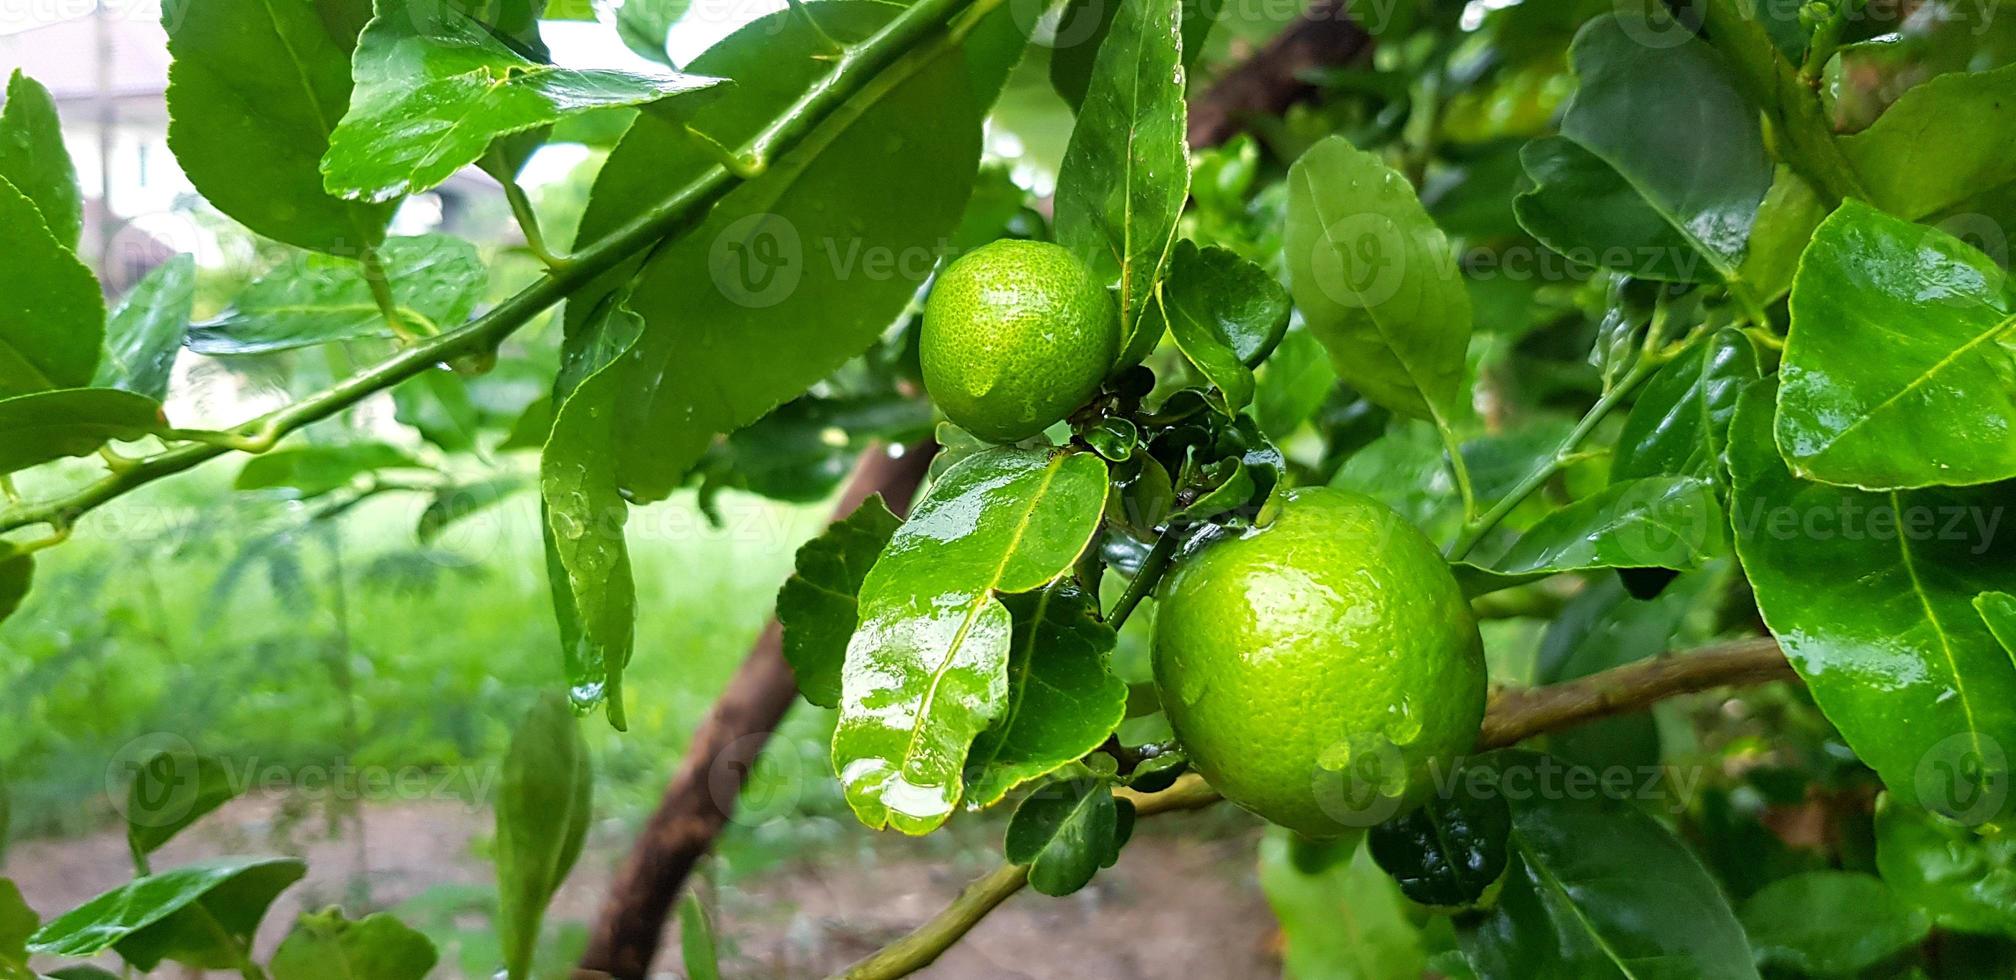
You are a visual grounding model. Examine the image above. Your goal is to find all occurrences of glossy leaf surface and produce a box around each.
[964,584,1125,808]
[494,692,591,980]
[92,255,196,400]
[0,177,102,398]
[1731,383,2016,822]
[1840,62,2016,220]
[1740,871,1929,976]
[1456,476,1723,596]
[1512,136,1713,282]
[1286,136,1471,425]
[270,908,438,980]
[1875,792,2016,936]
[776,494,903,709]
[188,235,485,355]
[1160,240,1290,413]
[0,70,80,250]
[1004,778,1127,897]
[1611,328,1759,484]
[0,388,162,475]
[1777,201,2016,490]
[834,448,1106,834]
[28,857,306,968]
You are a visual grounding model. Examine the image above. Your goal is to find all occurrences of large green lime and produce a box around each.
[1152,487,1486,837]
[920,239,1117,443]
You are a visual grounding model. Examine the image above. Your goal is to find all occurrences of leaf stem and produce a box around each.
[789,0,849,57]
[1107,527,1181,629]
[1433,411,1478,524]
[357,243,414,340]
[492,149,568,271]
[0,0,992,540]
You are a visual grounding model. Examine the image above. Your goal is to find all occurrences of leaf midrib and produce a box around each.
[1894,490,1987,768]
[1798,310,2016,470]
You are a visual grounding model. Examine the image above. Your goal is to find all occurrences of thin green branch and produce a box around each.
[0,0,994,539]
[491,147,567,270]
[1107,527,1181,629]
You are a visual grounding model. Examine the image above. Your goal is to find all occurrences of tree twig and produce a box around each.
[831,637,1794,980]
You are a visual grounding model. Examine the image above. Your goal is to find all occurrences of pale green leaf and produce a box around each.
[235,442,426,499]
[0,177,102,398]
[1455,476,1724,596]
[187,235,485,355]
[1840,62,2016,220]
[92,256,196,401]
[495,693,592,980]
[0,70,80,250]
[270,908,437,980]
[1741,872,1929,975]
[28,857,305,971]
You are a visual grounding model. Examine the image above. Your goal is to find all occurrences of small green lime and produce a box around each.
[920,239,1118,443]
[1151,487,1486,837]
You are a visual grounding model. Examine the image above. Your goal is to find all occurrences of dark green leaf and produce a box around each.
[0,388,163,475]
[1160,240,1289,413]
[1054,0,1189,363]
[234,442,426,499]
[1047,0,1213,112]
[1840,62,2016,220]
[187,235,485,355]
[1533,575,1711,771]
[834,448,1107,834]
[1876,792,2016,936]
[1741,871,1929,975]
[162,0,395,253]
[964,584,1125,808]
[1285,136,1471,427]
[1456,476,1723,596]
[1512,136,1715,282]
[1610,328,1760,485]
[1777,200,2016,490]
[0,879,33,974]
[776,495,902,709]
[29,857,305,970]
[570,2,1008,501]
[0,70,81,250]
[498,394,553,452]
[390,370,482,453]
[495,692,592,980]
[0,177,102,398]
[677,893,720,980]
[323,0,724,202]
[92,255,196,400]
[417,475,525,544]
[705,396,932,503]
[1368,787,1511,908]
[0,547,30,628]
[1457,752,1756,980]
[269,908,437,980]
[1004,778,1124,897]
[617,0,692,66]
[125,747,241,863]
[1258,829,1426,980]
[1730,382,2016,823]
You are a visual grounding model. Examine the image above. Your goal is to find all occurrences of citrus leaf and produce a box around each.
[125,747,240,864]
[0,879,33,974]
[1159,240,1290,414]
[1252,327,1336,440]
[1054,0,1189,363]
[29,857,306,970]
[571,2,1011,502]
[0,388,162,475]
[1457,751,1757,980]
[1738,168,1826,303]
[776,494,902,709]
[322,0,725,202]
[1740,871,1929,976]
[234,442,426,499]
[1610,328,1759,485]
[963,584,1125,809]
[270,908,437,980]
[1533,575,1713,771]
[1511,136,1716,283]
[1258,830,1426,980]
[416,475,525,544]
[834,448,1107,835]
[616,0,691,66]
[1875,792,2016,936]
[1005,778,1128,897]
[1285,136,1470,425]
[0,547,31,628]
[0,177,102,398]
[1730,382,2016,823]
[1048,0,1214,113]
[1455,476,1723,596]
[162,0,396,254]
[92,255,195,401]
[1840,62,2016,220]
[1982,592,2016,656]
[1368,783,1510,908]
[187,235,485,355]
[495,693,591,980]
[676,893,720,980]
[0,70,80,250]
[1777,201,2016,491]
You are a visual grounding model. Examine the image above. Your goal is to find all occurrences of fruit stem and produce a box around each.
[1107,527,1181,629]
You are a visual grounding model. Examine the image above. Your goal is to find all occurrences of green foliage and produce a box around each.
[123,747,241,867]
[676,892,720,980]
[1258,831,1425,980]
[0,879,34,976]
[776,494,903,709]
[1455,476,1724,595]
[1159,241,1290,413]
[494,692,592,980]
[235,443,427,499]
[1610,328,1759,485]
[1740,871,1930,975]
[1876,793,2016,936]
[0,71,81,251]
[29,857,305,970]
[0,177,102,397]
[92,255,196,400]
[270,908,438,980]
[964,584,1126,808]
[1368,787,1511,909]
[187,235,486,354]
[0,389,161,475]
[1838,62,2016,220]
[1003,777,1130,896]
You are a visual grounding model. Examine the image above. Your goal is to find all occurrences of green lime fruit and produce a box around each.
[1151,487,1486,837]
[920,239,1118,443]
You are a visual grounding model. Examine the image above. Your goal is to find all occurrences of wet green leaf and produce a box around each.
[1368,786,1511,908]
[1840,62,2016,220]
[1259,829,1425,980]
[834,448,1107,834]
[187,235,486,355]
[1512,136,1714,282]
[571,2,1009,501]
[1285,136,1470,426]
[125,747,240,864]
[0,879,33,974]
[28,857,305,970]
[1738,168,1826,303]
[1160,240,1290,413]
[777,494,903,709]
[704,396,932,503]
[1004,777,1127,896]
[617,0,692,66]
[1730,382,2016,823]
[1054,0,1188,363]
[416,475,525,544]
[1253,327,1337,440]
[1982,592,2016,656]
[0,177,102,398]
[1876,792,2016,936]
[0,71,80,251]
[1457,752,1756,980]
[0,388,162,475]
[323,0,724,202]
[1610,328,1760,485]
[0,548,30,628]
[964,584,1125,808]
[1777,201,2016,490]
[92,256,195,401]
[1047,0,1213,112]
[495,692,591,980]
[1741,871,1929,975]
[235,442,426,499]
[270,908,437,980]
[162,0,395,253]
[1456,477,1723,596]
